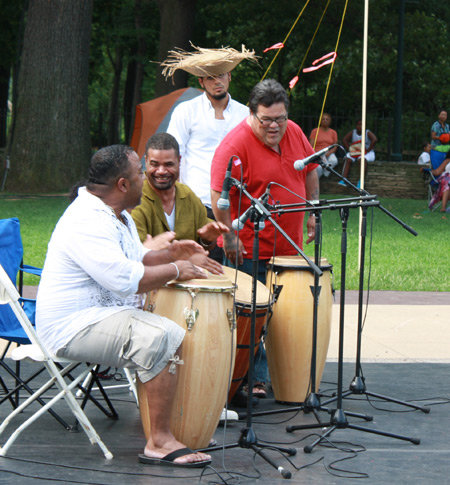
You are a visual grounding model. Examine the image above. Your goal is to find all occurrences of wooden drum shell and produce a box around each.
[138,276,236,450]
[265,256,333,404]
[221,266,272,401]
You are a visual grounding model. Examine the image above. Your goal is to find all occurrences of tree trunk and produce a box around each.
[9,0,93,193]
[107,46,123,145]
[123,0,147,144]
[154,0,196,97]
[0,67,9,148]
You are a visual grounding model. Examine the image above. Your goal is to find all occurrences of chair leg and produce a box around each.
[76,367,138,405]
[0,362,113,459]
[0,375,16,409]
[124,368,138,405]
[60,364,119,420]
[0,359,73,430]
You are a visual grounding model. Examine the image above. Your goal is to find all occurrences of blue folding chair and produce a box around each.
[0,218,119,428]
[0,218,43,409]
[427,150,447,210]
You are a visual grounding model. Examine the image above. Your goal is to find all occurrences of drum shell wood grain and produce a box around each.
[138,277,236,449]
[265,256,333,404]
[222,265,272,401]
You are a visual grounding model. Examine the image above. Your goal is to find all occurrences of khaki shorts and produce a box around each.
[56,309,185,383]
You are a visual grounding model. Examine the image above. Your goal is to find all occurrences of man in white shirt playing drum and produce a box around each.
[36,144,212,468]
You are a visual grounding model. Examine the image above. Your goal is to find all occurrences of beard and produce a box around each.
[210,91,228,101]
[150,176,175,191]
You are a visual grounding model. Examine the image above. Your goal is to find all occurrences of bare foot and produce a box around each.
[144,436,211,465]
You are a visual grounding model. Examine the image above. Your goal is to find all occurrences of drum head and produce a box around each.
[169,271,235,292]
[268,255,330,269]
[221,266,271,306]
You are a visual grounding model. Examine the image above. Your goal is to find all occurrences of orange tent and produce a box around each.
[129,87,202,159]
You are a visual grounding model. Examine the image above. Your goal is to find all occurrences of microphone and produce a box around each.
[231,186,270,231]
[217,156,234,210]
[293,145,334,171]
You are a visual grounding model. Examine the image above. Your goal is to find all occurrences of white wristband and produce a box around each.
[169,262,180,280]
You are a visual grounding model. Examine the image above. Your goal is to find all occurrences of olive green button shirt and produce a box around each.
[131,180,211,242]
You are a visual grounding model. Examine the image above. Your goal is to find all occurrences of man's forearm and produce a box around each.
[211,189,233,228]
[306,170,320,201]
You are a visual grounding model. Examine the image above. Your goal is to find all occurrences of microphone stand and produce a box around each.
[317,158,430,414]
[204,180,323,479]
[285,157,424,453]
[251,196,379,424]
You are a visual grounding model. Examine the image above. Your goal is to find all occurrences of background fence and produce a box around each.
[1,107,434,162]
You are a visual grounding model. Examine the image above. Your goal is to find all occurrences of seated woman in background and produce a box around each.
[309,113,339,178]
[429,150,450,212]
[430,110,450,149]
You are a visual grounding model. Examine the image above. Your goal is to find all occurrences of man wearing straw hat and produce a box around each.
[162,45,257,262]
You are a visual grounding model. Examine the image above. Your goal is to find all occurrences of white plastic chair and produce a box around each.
[0,264,113,459]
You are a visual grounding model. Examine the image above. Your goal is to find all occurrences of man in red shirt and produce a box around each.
[210,79,319,400]
[211,79,319,271]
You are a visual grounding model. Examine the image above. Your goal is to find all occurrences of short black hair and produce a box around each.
[87,144,134,188]
[248,79,289,114]
[145,132,180,157]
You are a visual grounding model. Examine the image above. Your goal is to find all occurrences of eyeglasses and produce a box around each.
[254,113,288,127]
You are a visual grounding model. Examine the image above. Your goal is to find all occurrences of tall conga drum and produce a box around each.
[221,266,272,401]
[137,274,236,450]
[265,256,333,404]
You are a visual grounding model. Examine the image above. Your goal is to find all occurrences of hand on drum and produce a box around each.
[175,260,208,281]
[197,221,229,242]
[188,253,224,275]
[167,239,207,260]
[143,231,176,251]
[223,232,247,265]
[305,215,316,245]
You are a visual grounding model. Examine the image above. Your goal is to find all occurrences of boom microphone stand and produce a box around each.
[204,181,323,479]
[286,155,423,452]
[318,159,430,414]
[249,199,372,425]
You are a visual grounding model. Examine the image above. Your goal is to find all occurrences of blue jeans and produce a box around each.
[224,258,270,384]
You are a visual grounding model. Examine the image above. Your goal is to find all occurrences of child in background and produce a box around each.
[418,141,431,174]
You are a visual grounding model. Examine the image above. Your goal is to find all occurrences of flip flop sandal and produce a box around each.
[252,382,267,398]
[138,447,211,468]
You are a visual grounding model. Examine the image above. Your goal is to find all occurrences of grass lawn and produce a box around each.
[0,193,448,292]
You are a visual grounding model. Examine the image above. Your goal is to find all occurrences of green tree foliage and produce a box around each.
[4,0,450,193]
[89,0,159,147]
[195,0,450,153]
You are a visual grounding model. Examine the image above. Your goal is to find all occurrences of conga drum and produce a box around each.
[137,274,236,450]
[221,266,272,401]
[265,256,333,404]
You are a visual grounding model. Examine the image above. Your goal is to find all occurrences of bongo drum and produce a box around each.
[137,273,236,450]
[221,266,272,401]
[265,255,333,404]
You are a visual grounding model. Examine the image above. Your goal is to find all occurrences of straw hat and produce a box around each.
[161,43,259,79]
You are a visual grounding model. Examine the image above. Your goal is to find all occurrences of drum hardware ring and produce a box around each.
[226,308,236,331]
[183,307,199,331]
[183,288,200,331]
[271,284,283,303]
[145,301,155,313]
[144,289,158,313]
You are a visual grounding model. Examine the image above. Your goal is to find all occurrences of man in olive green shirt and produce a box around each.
[131,133,228,274]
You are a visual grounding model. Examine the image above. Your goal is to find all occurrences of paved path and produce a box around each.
[17,287,450,363]
[328,290,450,363]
